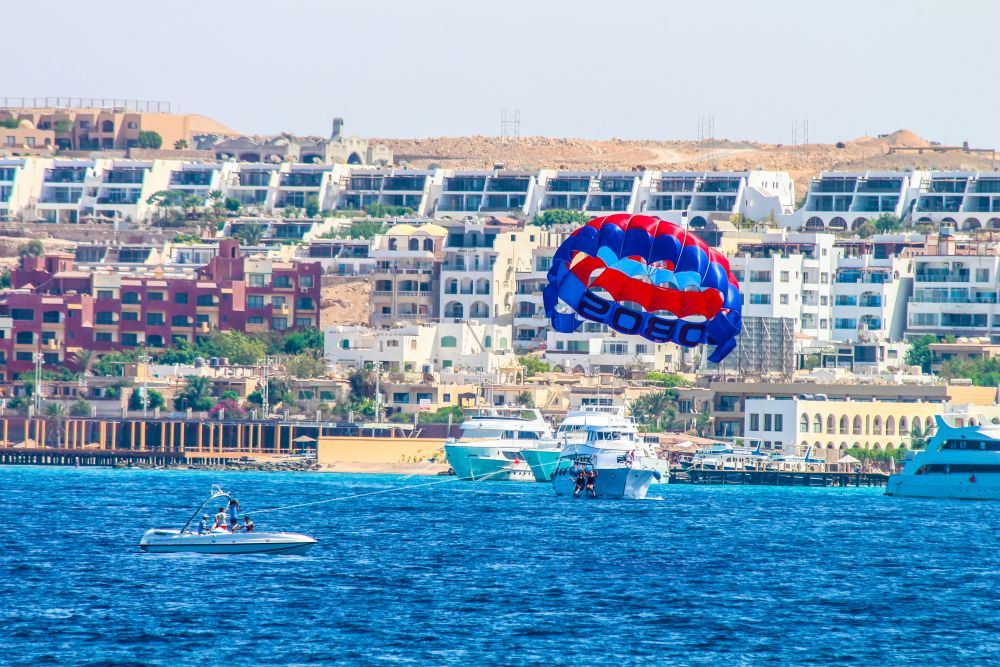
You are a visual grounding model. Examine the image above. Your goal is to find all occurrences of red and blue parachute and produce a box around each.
[543,214,742,363]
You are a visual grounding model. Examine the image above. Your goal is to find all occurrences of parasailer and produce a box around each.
[543,214,742,363]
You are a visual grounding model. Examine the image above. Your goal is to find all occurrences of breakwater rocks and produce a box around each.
[114,459,321,473]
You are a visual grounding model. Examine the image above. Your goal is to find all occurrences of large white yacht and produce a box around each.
[551,424,668,500]
[444,407,555,482]
[887,414,1000,500]
[520,405,634,482]
[689,442,770,470]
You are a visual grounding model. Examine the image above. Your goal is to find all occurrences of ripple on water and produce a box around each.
[2,467,1000,666]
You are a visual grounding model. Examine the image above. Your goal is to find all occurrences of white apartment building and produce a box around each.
[335,168,443,216]
[0,158,44,220]
[35,159,98,223]
[543,322,687,374]
[274,163,342,211]
[729,232,838,342]
[325,322,515,374]
[797,171,925,231]
[907,233,1000,341]
[83,159,173,223]
[646,171,795,225]
[225,163,279,210]
[435,171,541,218]
[166,162,227,201]
[831,240,913,344]
[438,218,540,325]
[912,172,1000,231]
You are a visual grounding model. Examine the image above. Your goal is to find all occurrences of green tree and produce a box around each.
[224,197,242,213]
[129,388,165,411]
[231,221,266,246]
[69,398,93,417]
[872,213,904,233]
[44,402,65,417]
[53,120,74,135]
[0,117,20,129]
[285,352,327,379]
[905,335,938,374]
[199,331,267,365]
[419,405,464,424]
[939,357,1000,387]
[855,221,876,238]
[518,355,551,378]
[644,372,693,388]
[137,131,163,149]
[247,378,292,408]
[207,190,225,216]
[532,209,592,227]
[324,220,387,240]
[694,411,713,437]
[304,195,320,218]
[17,239,45,257]
[174,376,213,411]
[0,270,10,288]
[348,367,377,400]
[630,389,680,431]
[515,391,535,408]
[276,328,324,354]
[364,202,413,218]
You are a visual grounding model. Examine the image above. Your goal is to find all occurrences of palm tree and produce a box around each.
[175,375,212,411]
[207,190,225,218]
[231,221,266,246]
[71,349,95,375]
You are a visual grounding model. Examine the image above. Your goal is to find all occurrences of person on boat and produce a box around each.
[197,514,211,535]
[226,498,240,530]
[585,467,598,498]
[243,516,255,533]
[214,507,228,532]
[572,465,586,497]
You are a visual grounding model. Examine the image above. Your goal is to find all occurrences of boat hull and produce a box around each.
[520,449,561,482]
[140,529,317,554]
[887,473,1000,500]
[552,467,658,500]
[467,455,534,482]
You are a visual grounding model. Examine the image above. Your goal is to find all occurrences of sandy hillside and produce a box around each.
[320,278,372,327]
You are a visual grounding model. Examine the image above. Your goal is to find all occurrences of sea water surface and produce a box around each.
[1,466,999,666]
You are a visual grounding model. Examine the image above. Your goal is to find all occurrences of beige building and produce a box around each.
[0,119,56,155]
[370,223,447,325]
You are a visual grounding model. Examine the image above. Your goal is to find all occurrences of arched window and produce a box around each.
[813,415,822,433]
[873,415,883,435]
[440,335,457,348]
[852,416,862,435]
[423,238,434,251]
[389,238,398,251]
[484,335,492,348]
[899,417,909,435]
[408,238,419,251]
[827,415,835,433]
[839,415,849,434]
[925,417,935,436]
[800,414,809,433]
[886,416,896,436]
[101,120,114,132]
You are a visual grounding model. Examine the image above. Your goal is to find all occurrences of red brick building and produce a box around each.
[0,240,321,379]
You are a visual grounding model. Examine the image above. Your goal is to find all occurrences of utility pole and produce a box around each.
[373,361,383,424]
[139,353,150,417]
[33,350,43,414]
[261,356,270,419]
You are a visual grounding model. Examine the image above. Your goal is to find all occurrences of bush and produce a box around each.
[224,197,242,213]
[17,239,45,257]
[532,210,592,227]
[644,372,692,388]
[137,131,163,149]
[129,388,164,411]
[69,399,92,417]
[518,355,550,377]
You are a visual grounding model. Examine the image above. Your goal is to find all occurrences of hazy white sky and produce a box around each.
[4,0,998,146]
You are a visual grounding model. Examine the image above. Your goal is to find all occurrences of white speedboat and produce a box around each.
[689,442,770,471]
[444,407,555,482]
[551,424,667,500]
[521,405,634,482]
[140,486,317,555]
[887,414,1000,500]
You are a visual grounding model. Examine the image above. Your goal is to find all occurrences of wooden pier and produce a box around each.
[678,469,888,488]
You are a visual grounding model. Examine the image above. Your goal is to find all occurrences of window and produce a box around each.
[146,312,165,326]
[635,344,648,355]
[97,290,114,299]
[247,316,264,325]
[122,291,140,304]
[393,392,411,404]
[96,332,113,342]
[96,311,116,324]
[764,414,773,431]
[11,308,34,320]
[320,391,336,401]
[749,294,771,305]
[977,268,990,283]
[121,333,139,346]
[16,352,32,361]
[171,315,190,326]
[294,317,312,327]
[248,274,266,288]
[174,292,189,304]
[779,294,789,305]
[821,273,829,284]
[197,294,215,306]
[820,296,829,306]
[775,414,783,431]
[300,275,314,288]
[42,311,61,323]
[297,297,314,310]
[272,317,288,330]
[121,311,138,321]
[271,296,286,307]
[601,341,628,355]
[780,271,790,282]
[750,413,760,431]
[247,295,264,309]
[440,335,457,348]
[273,275,292,288]
[16,331,34,344]
[147,292,164,301]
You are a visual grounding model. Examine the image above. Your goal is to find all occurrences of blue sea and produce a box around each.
[1,467,999,666]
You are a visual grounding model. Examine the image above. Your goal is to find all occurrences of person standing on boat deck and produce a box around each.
[226,498,240,530]
[214,507,228,531]
[198,514,211,535]
[243,516,254,533]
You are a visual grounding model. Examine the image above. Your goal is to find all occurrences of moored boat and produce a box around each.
[551,424,667,500]
[444,407,555,482]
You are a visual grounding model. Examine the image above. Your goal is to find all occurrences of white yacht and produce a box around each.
[689,442,770,471]
[521,405,634,482]
[140,486,317,555]
[444,407,555,482]
[551,424,668,500]
[887,414,1000,500]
